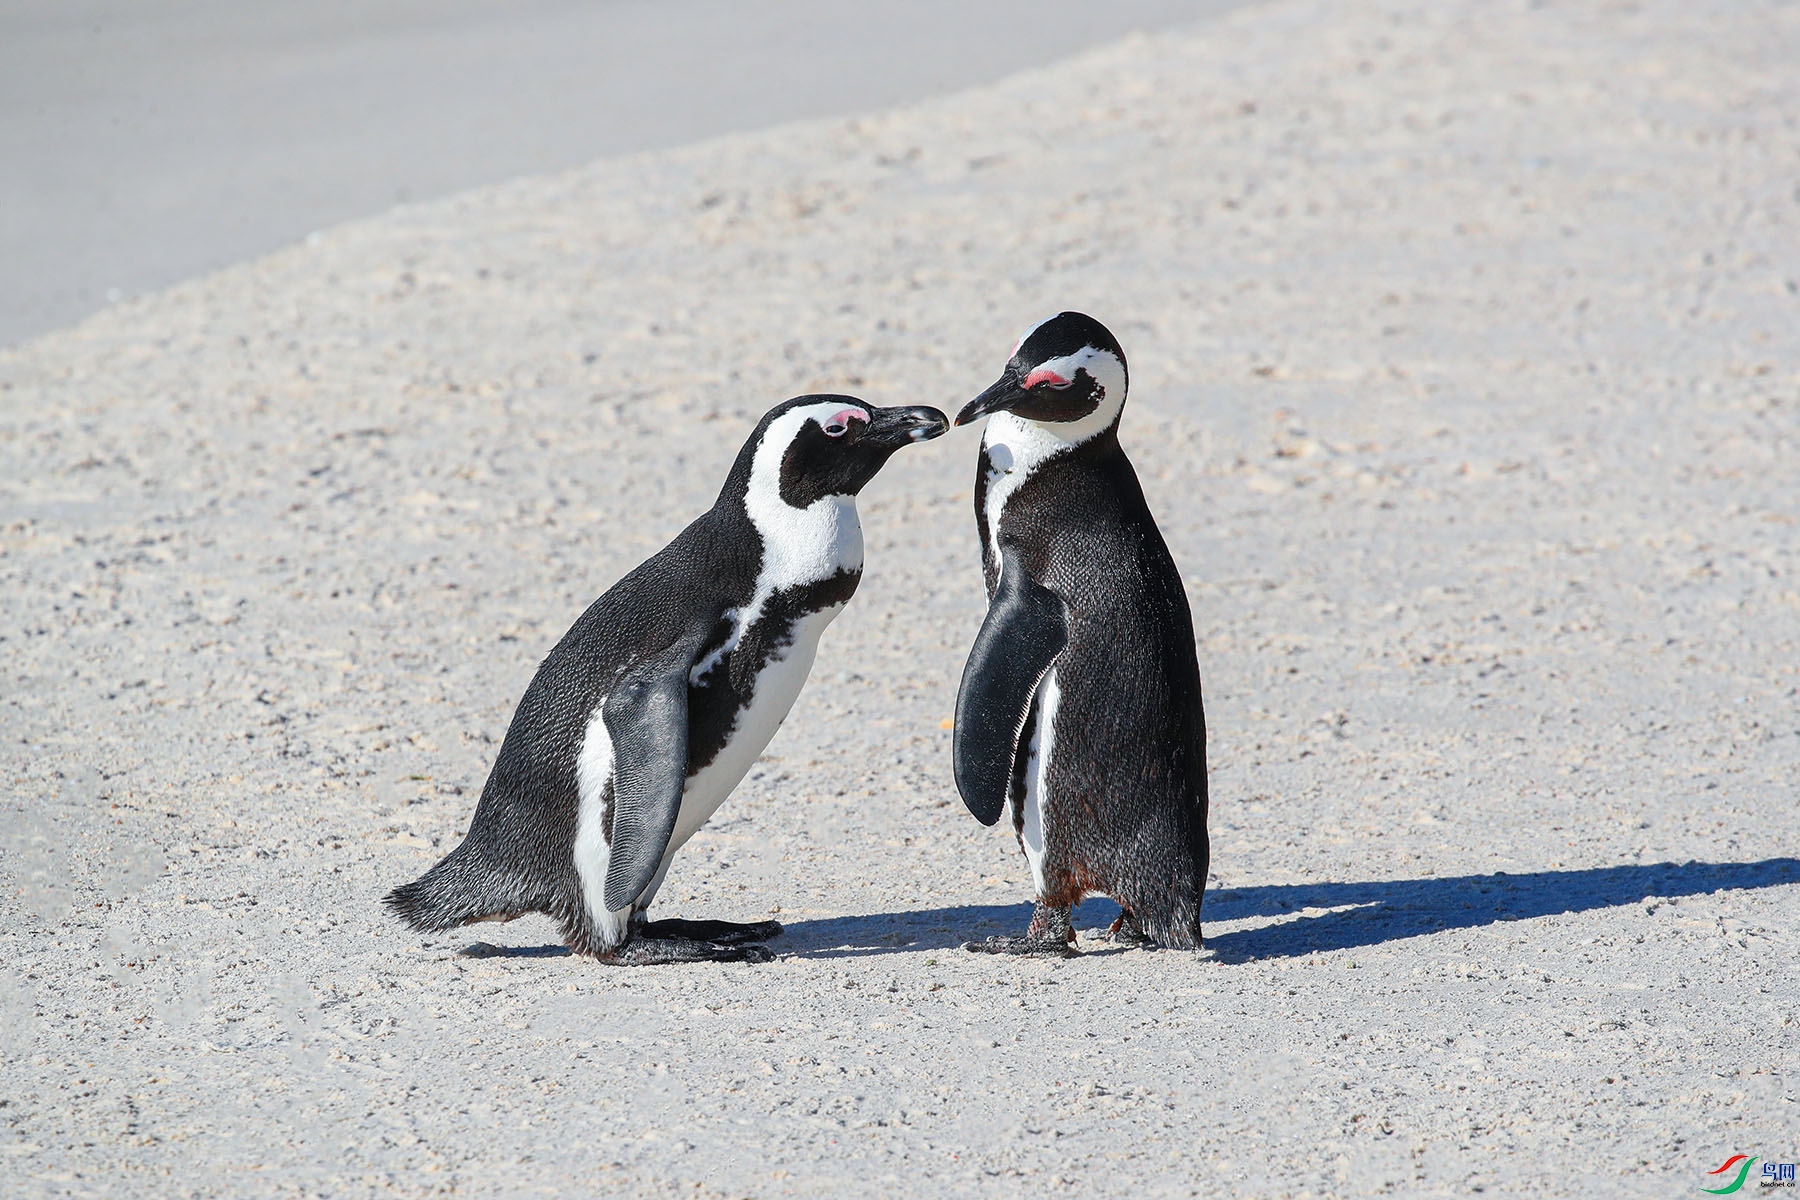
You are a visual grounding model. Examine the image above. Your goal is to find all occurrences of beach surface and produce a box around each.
[0,0,1233,348]
[3,0,1798,1195]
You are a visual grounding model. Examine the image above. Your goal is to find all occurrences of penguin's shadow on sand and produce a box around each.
[775,858,1800,962]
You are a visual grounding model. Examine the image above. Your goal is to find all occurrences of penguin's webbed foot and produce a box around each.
[601,936,775,965]
[962,901,1076,957]
[961,934,1078,957]
[633,917,783,946]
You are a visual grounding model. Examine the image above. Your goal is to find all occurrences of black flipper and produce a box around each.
[600,631,708,912]
[953,543,1069,825]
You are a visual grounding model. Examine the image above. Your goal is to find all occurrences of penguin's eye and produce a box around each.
[1024,368,1073,391]
[819,408,867,439]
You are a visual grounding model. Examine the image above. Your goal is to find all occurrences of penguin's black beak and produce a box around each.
[954,372,1028,426]
[864,404,950,446]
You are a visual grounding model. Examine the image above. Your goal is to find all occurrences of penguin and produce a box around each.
[950,312,1209,954]
[385,395,948,964]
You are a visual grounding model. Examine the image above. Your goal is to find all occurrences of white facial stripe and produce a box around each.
[706,402,867,683]
[751,401,873,449]
[744,406,869,575]
[982,346,1128,573]
[744,401,870,499]
[993,346,1126,465]
[1032,347,1124,401]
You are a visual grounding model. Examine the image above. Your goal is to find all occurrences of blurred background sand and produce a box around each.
[1,0,1241,347]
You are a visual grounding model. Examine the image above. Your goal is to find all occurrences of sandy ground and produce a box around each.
[3,0,1799,1195]
[0,0,1236,348]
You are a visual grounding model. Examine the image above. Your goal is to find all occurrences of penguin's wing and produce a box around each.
[953,543,1069,825]
[599,627,710,911]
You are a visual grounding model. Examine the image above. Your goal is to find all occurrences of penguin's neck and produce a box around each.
[742,487,864,595]
[690,486,861,688]
[981,404,1121,573]
[734,409,868,596]
[983,389,1124,477]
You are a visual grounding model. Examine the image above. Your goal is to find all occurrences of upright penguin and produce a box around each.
[951,312,1209,953]
[386,396,948,964]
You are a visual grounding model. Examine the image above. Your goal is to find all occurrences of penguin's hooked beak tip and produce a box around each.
[954,374,1026,427]
[909,416,950,443]
[870,405,950,445]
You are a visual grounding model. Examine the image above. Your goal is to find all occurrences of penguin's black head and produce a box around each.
[727,395,949,511]
[954,311,1129,432]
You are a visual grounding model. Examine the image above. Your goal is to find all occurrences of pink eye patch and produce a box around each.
[821,407,869,436]
[1024,368,1069,389]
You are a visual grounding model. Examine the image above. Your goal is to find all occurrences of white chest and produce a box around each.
[636,495,861,898]
[748,486,864,588]
[570,599,844,943]
[673,601,842,850]
[982,414,1071,572]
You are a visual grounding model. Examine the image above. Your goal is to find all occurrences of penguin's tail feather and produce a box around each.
[1128,881,1206,951]
[1141,910,1204,951]
[383,841,536,933]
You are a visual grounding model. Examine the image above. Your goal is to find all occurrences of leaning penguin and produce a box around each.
[950,312,1209,954]
[386,396,948,964]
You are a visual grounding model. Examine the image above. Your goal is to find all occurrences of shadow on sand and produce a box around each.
[774,857,1800,962]
[459,940,571,959]
[450,858,1800,962]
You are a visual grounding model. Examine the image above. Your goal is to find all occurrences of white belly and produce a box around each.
[662,603,843,864]
[571,603,843,947]
[1019,669,1060,899]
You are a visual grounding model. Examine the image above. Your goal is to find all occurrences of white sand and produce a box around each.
[3,0,1798,1194]
[0,0,1234,347]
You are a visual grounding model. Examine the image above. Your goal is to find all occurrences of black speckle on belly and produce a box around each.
[686,568,861,773]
